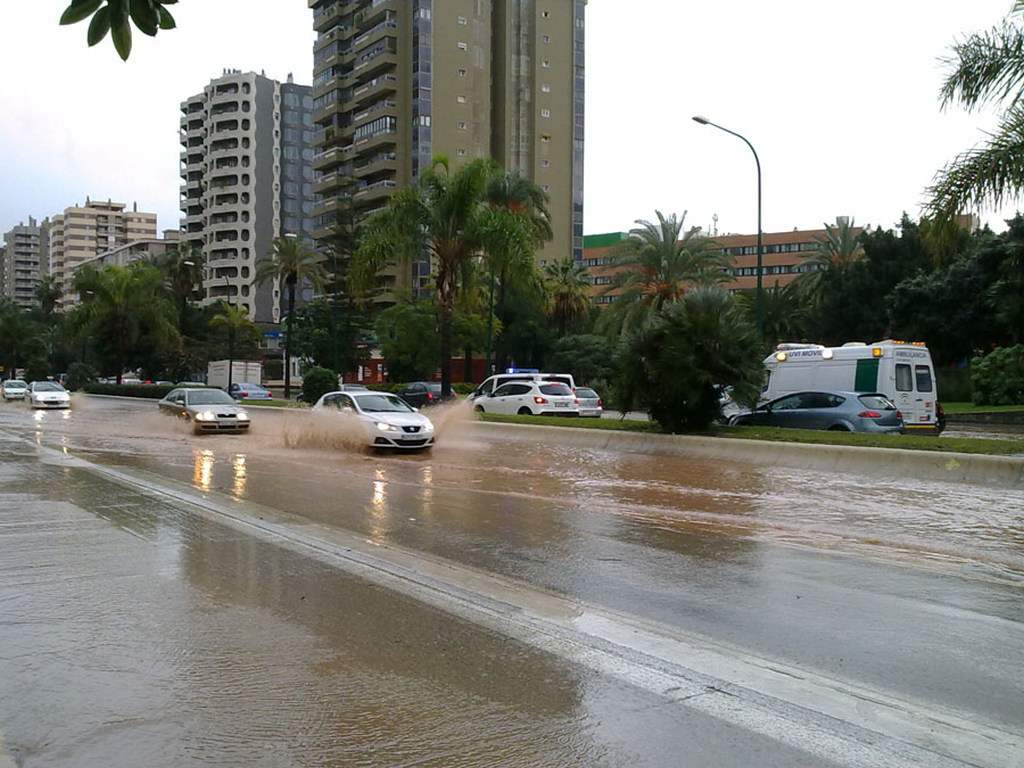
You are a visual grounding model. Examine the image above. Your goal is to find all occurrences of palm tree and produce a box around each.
[256,236,326,399]
[209,301,255,391]
[928,4,1024,224]
[70,263,179,383]
[34,275,62,318]
[483,168,551,373]
[598,210,729,337]
[153,246,205,329]
[0,298,43,375]
[791,217,863,302]
[353,157,534,396]
[543,256,592,335]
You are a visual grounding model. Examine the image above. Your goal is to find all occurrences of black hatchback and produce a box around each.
[396,381,457,408]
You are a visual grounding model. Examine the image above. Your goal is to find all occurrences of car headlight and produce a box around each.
[375,421,398,432]
[194,410,216,422]
[235,411,249,421]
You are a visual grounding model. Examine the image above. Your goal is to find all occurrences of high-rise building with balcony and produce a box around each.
[49,199,157,311]
[1,217,50,309]
[309,0,585,298]
[180,70,315,324]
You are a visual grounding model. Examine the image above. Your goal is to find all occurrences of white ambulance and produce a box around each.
[759,340,944,434]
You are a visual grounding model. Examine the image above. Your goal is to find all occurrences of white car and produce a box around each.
[1,379,29,401]
[472,380,579,417]
[313,390,434,450]
[27,380,71,409]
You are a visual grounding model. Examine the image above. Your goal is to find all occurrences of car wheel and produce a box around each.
[473,405,484,412]
[517,407,532,415]
[828,424,851,432]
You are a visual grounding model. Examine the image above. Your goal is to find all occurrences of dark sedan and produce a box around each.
[729,391,904,434]
[396,381,456,408]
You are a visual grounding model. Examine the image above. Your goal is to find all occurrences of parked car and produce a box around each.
[26,380,71,409]
[313,390,435,450]
[397,381,457,408]
[473,380,579,417]
[157,387,251,434]
[1,379,29,401]
[575,386,603,418]
[729,391,904,434]
[227,382,273,400]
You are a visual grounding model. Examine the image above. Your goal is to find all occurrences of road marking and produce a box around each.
[26,439,1024,768]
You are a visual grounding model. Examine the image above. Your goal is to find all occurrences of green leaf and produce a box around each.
[130,2,159,36]
[157,6,176,30]
[86,6,111,46]
[59,0,103,26]
[111,18,132,60]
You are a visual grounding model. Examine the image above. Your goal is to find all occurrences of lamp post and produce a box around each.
[692,115,763,335]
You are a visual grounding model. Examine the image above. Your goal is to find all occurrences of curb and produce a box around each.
[468,422,1024,489]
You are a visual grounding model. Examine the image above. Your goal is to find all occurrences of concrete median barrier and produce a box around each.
[467,422,1024,489]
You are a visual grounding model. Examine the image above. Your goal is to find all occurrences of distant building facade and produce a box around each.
[74,230,182,271]
[49,199,157,311]
[1,217,50,309]
[180,70,316,324]
[583,225,864,303]
[308,0,585,301]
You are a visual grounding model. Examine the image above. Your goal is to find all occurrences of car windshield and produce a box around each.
[187,390,235,406]
[33,382,64,392]
[539,383,572,396]
[236,383,266,391]
[576,388,597,398]
[857,394,897,411]
[5,380,26,388]
[354,393,415,413]
[426,383,442,393]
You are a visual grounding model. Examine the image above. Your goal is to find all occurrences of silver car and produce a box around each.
[1,379,28,401]
[730,391,904,434]
[575,387,603,418]
[26,380,71,409]
[157,387,251,434]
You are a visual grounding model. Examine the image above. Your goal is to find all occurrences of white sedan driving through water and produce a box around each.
[313,390,435,450]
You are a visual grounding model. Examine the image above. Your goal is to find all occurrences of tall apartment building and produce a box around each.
[180,70,316,324]
[309,0,585,297]
[50,199,157,310]
[1,217,50,309]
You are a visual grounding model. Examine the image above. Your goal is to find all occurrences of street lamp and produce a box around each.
[692,115,763,335]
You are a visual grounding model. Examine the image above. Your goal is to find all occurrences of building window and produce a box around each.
[541,83,551,93]
[457,95,467,104]
[541,108,550,117]
[541,184,549,192]
[541,60,550,68]
[540,159,550,167]
[457,148,466,156]
[457,16,467,24]
[540,134,551,142]
[458,41,467,51]
[542,35,550,43]
[458,68,467,77]
[542,10,550,18]
[457,121,467,130]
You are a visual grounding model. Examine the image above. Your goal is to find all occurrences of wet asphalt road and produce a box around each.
[0,395,1022,767]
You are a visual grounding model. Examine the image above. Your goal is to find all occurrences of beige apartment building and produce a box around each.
[583,226,865,304]
[50,198,157,310]
[309,0,585,299]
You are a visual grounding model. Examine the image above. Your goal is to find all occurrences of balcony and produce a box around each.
[352,74,396,108]
[352,179,397,200]
[312,144,353,172]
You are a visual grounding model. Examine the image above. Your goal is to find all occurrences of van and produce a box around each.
[470,370,576,400]
[760,340,943,434]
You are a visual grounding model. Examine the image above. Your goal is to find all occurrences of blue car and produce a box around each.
[729,391,904,434]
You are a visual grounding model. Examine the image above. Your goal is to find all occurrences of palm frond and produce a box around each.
[927,104,1024,220]
[940,20,1024,111]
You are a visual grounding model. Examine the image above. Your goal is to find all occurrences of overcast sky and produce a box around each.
[1,1,1020,241]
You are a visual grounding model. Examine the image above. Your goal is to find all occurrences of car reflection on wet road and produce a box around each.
[0,396,1022,767]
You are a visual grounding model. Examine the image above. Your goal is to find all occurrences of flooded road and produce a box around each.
[1,396,1022,767]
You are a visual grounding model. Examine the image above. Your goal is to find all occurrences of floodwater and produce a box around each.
[1,396,1022,767]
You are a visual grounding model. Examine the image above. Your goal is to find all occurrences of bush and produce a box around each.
[613,287,764,432]
[66,362,98,392]
[971,345,1024,405]
[301,366,338,405]
[936,367,972,403]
